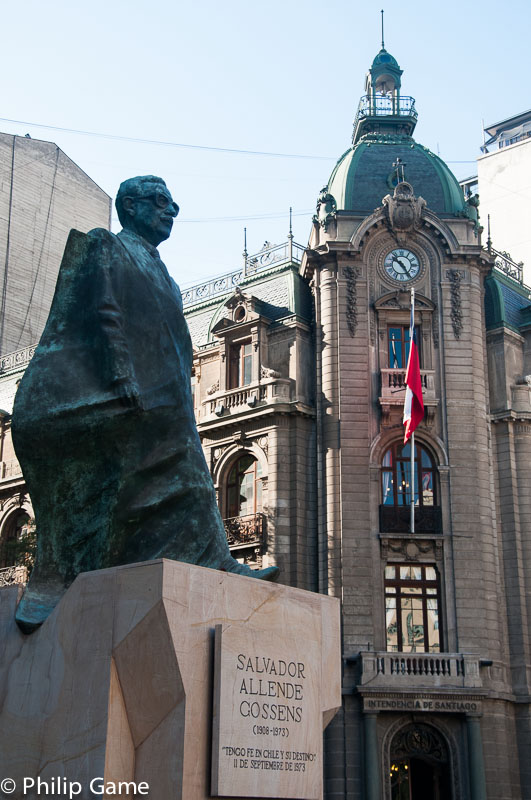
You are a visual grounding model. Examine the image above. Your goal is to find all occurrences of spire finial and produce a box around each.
[288,207,294,261]
[243,227,248,275]
[381,9,385,49]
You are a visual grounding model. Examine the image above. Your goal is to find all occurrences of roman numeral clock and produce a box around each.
[384,248,420,282]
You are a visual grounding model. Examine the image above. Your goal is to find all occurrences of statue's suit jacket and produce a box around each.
[12,228,231,611]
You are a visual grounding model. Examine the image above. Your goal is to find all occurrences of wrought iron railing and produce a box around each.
[354,94,417,129]
[0,344,36,376]
[223,512,265,549]
[0,565,28,587]
[379,505,442,534]
[181,240,304,308]
[491,247,526,287]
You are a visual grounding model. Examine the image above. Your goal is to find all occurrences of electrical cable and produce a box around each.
[0,117,332,161]
[0,117,478,165]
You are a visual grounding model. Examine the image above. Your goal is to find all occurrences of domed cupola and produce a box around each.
[325,47,466,218]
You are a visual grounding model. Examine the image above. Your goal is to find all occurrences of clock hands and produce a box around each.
[392,256,412,277]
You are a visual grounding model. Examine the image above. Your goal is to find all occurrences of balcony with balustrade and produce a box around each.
[379,368,438,429]
[223,512,265,552]
[357,651,483,690]
[0,459,22,483]
[353,95,418,142]
[199,376,293,427]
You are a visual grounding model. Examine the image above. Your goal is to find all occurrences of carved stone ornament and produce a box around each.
[391,723,448,763]
[314,187,337,231]
[383,181,426,232]
[380,538,442,562]
[260,365,281,379]
[344,266,361,337]
[206,380,220,396]
[448,269,463,338]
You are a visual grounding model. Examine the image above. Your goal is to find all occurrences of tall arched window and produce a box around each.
[382,441,435,507]
[380,441,440,533]
[0,511,31,568]
[226,454,263,519]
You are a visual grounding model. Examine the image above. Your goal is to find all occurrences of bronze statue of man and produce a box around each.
[13,176,278,633]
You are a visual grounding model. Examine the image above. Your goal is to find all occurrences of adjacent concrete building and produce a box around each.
[475,111,531,280]
[0,132,111,355]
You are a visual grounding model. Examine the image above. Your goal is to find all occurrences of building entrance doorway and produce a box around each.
[390,723,451,800]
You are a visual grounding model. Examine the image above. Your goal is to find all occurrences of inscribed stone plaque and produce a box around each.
[212,624,322,799]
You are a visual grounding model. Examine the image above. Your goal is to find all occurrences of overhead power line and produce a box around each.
[0,117,477,165]
[0,117,333,161]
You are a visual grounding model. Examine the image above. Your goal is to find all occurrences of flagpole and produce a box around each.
[411,430,415,533]
[410,288,415,534]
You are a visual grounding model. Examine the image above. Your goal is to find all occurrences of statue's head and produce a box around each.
[116,176,179,247]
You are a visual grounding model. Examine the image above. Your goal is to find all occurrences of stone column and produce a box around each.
[364,712,381,800]
[466,714,487,800]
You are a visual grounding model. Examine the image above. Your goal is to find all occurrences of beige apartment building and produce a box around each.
[0,132,111,356]
[1,50,531,800]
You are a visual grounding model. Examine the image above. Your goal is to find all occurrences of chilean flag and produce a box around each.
[403,290,424,443]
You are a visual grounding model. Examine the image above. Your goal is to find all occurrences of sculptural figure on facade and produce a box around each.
[13,176,279,633]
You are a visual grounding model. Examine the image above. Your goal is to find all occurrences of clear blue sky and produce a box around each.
[2,0,530,285]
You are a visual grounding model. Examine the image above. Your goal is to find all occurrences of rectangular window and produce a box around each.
[385,564,441,653]
[229,340,253,388]
[388,325,421,369]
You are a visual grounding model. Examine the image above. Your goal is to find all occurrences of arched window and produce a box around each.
[0,511,31,568]
[226,454,263,519]
[382,441,435,507]
[380,441,440,533]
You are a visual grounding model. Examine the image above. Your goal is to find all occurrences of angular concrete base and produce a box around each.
[0,560,341,799]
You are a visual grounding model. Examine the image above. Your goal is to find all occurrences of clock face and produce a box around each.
[384,248,420,282]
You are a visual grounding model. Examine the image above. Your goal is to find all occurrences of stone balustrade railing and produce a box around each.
[0,344,36,376]
[0,460,23,481]
[203,379,292,420]
[380,368,436,403]
[358,651,482,689]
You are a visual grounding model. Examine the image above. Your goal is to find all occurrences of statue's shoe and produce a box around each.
[15,570,66,634]
[220,557,279,582]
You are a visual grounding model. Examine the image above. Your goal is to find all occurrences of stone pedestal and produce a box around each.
[0,560,341,799]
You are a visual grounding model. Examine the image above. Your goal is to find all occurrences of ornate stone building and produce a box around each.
[181,48,530,800]
[0,50,530,800]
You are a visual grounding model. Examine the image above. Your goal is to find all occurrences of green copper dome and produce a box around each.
[327,135,466,216]
[371,48,399,69]
[328,45,466,217]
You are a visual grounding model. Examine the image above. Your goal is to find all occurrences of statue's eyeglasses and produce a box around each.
[137,191,179,215]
